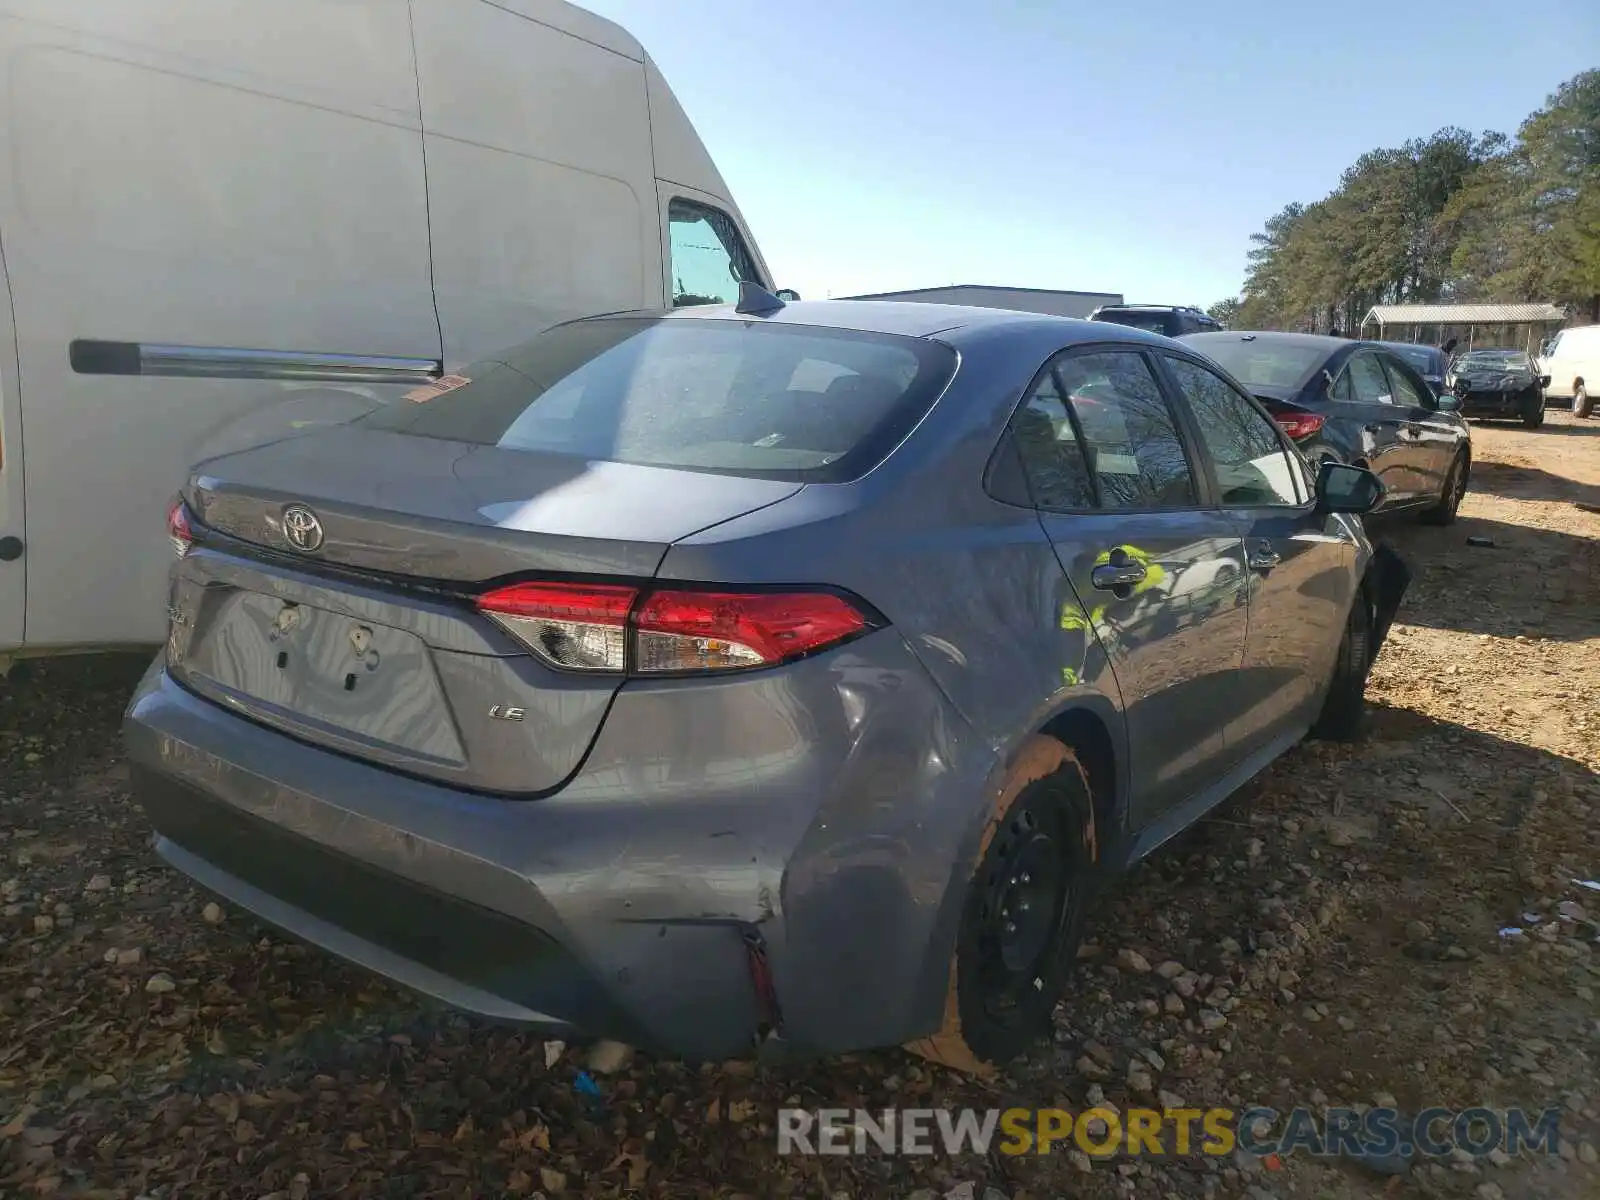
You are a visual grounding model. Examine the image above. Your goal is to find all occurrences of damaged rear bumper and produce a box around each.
[123,637,989,1060]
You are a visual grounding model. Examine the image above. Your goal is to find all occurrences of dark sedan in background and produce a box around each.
[1183,332,1472,524]
[1445,349,1550,428]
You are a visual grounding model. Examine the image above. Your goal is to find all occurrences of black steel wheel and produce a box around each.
[906,739,1097,1073]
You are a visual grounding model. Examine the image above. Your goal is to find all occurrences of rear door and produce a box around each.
[1332,350,1418,502]
[1160,353,1353,761]
[1014,346,1248,829]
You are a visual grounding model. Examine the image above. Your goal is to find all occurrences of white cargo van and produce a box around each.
[1538,325,1600,417]
[0,0,782,669]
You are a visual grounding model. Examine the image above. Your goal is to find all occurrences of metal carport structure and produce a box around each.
[1358,302,1567,356]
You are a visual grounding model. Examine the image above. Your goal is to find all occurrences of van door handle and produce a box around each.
[1091,561,1147,590]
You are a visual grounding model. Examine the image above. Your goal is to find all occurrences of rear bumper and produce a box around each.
[123,636,990,1059]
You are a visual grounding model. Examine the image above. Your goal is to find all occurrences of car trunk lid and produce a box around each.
[169,426,801,794]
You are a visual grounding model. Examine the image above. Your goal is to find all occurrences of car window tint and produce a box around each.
[1348,353,1394,405]
[1383,358,1431,409]
[1057,351,1198,509]
[361,317,956,483]
[1165,357,1301,506]
[1012,367,1096,509]
[667,199,759,308]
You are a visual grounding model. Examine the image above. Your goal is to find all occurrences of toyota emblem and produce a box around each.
[281,504,324,553]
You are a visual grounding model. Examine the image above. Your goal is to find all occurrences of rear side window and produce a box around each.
[361,318,956,483]
[1057,351,1197,508]
[668,199,759,308]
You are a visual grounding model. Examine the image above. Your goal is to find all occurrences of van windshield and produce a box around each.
[361,318,957,483]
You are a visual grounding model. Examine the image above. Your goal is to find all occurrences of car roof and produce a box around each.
[577,299,1179,349]
[1185,330,1369,355]
[1094,304,1205,314]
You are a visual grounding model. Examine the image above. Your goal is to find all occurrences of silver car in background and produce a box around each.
[125,297,1403,1071]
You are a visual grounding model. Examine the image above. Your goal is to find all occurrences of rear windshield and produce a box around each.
[362,317,957,483]
[1092,310,1176,335]
[1186,337,1325,390]
[1457,350,1529,369]
[1390,345,1441,373]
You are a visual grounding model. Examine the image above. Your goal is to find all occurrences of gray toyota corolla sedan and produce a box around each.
[125,291,1406,1072]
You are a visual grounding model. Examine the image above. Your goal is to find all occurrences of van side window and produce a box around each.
[668,199,758,307]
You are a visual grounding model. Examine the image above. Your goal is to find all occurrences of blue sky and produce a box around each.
[582,0,1597,308]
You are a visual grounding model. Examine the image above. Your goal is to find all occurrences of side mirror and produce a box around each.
[1539,374,1551,388]
[775,288,802,302]
[1437,394,1460,412]
[1315,461,1384,515]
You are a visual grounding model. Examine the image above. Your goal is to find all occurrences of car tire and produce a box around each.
[1311,586,1375,742]
[1576,383,1593,419]
[1522,404,1545,429]
[1420,449,1469,526]
[905,736,1097,1075]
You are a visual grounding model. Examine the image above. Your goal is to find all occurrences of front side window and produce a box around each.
[1347,353,1394,405]
[1166,356,1301,506]
[361,317,955,483]
[1382,357,1432,409]
[668,199,759,307]
[1056,351,1198,509]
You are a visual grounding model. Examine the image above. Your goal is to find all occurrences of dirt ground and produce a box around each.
[2,411,1597,1200]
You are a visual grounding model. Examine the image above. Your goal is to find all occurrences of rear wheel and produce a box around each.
[1576,382,1593,419]
[1420,449,1469,525]
[906,737,1096,1075]
[1312,587,1375,742]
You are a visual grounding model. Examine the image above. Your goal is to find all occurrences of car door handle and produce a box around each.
[1091,562,1147,590]
[1248,541,1280,571]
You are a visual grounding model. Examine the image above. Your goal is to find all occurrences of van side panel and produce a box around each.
[414,0,659,367]
[0,224,21,652]
[0,3,437,651]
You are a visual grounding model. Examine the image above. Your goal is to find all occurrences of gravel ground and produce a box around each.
[2,411,1598,1199]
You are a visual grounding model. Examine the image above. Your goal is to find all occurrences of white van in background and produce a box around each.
[0,0,782,670]
[1538,324,1600,417]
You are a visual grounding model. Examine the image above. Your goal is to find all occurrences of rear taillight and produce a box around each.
[1273,412,1325,440]
[477,582,634,671]
[167,498,193,557]
[476,582,872,675]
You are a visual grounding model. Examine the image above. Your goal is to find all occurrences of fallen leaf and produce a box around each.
[728,1099,756,1124]
[453,1115,474,1143]
[706,1095,721,1124]
[344,1132,367,1151]
[539,1165,567,1193]
[515,1123,551,1152]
